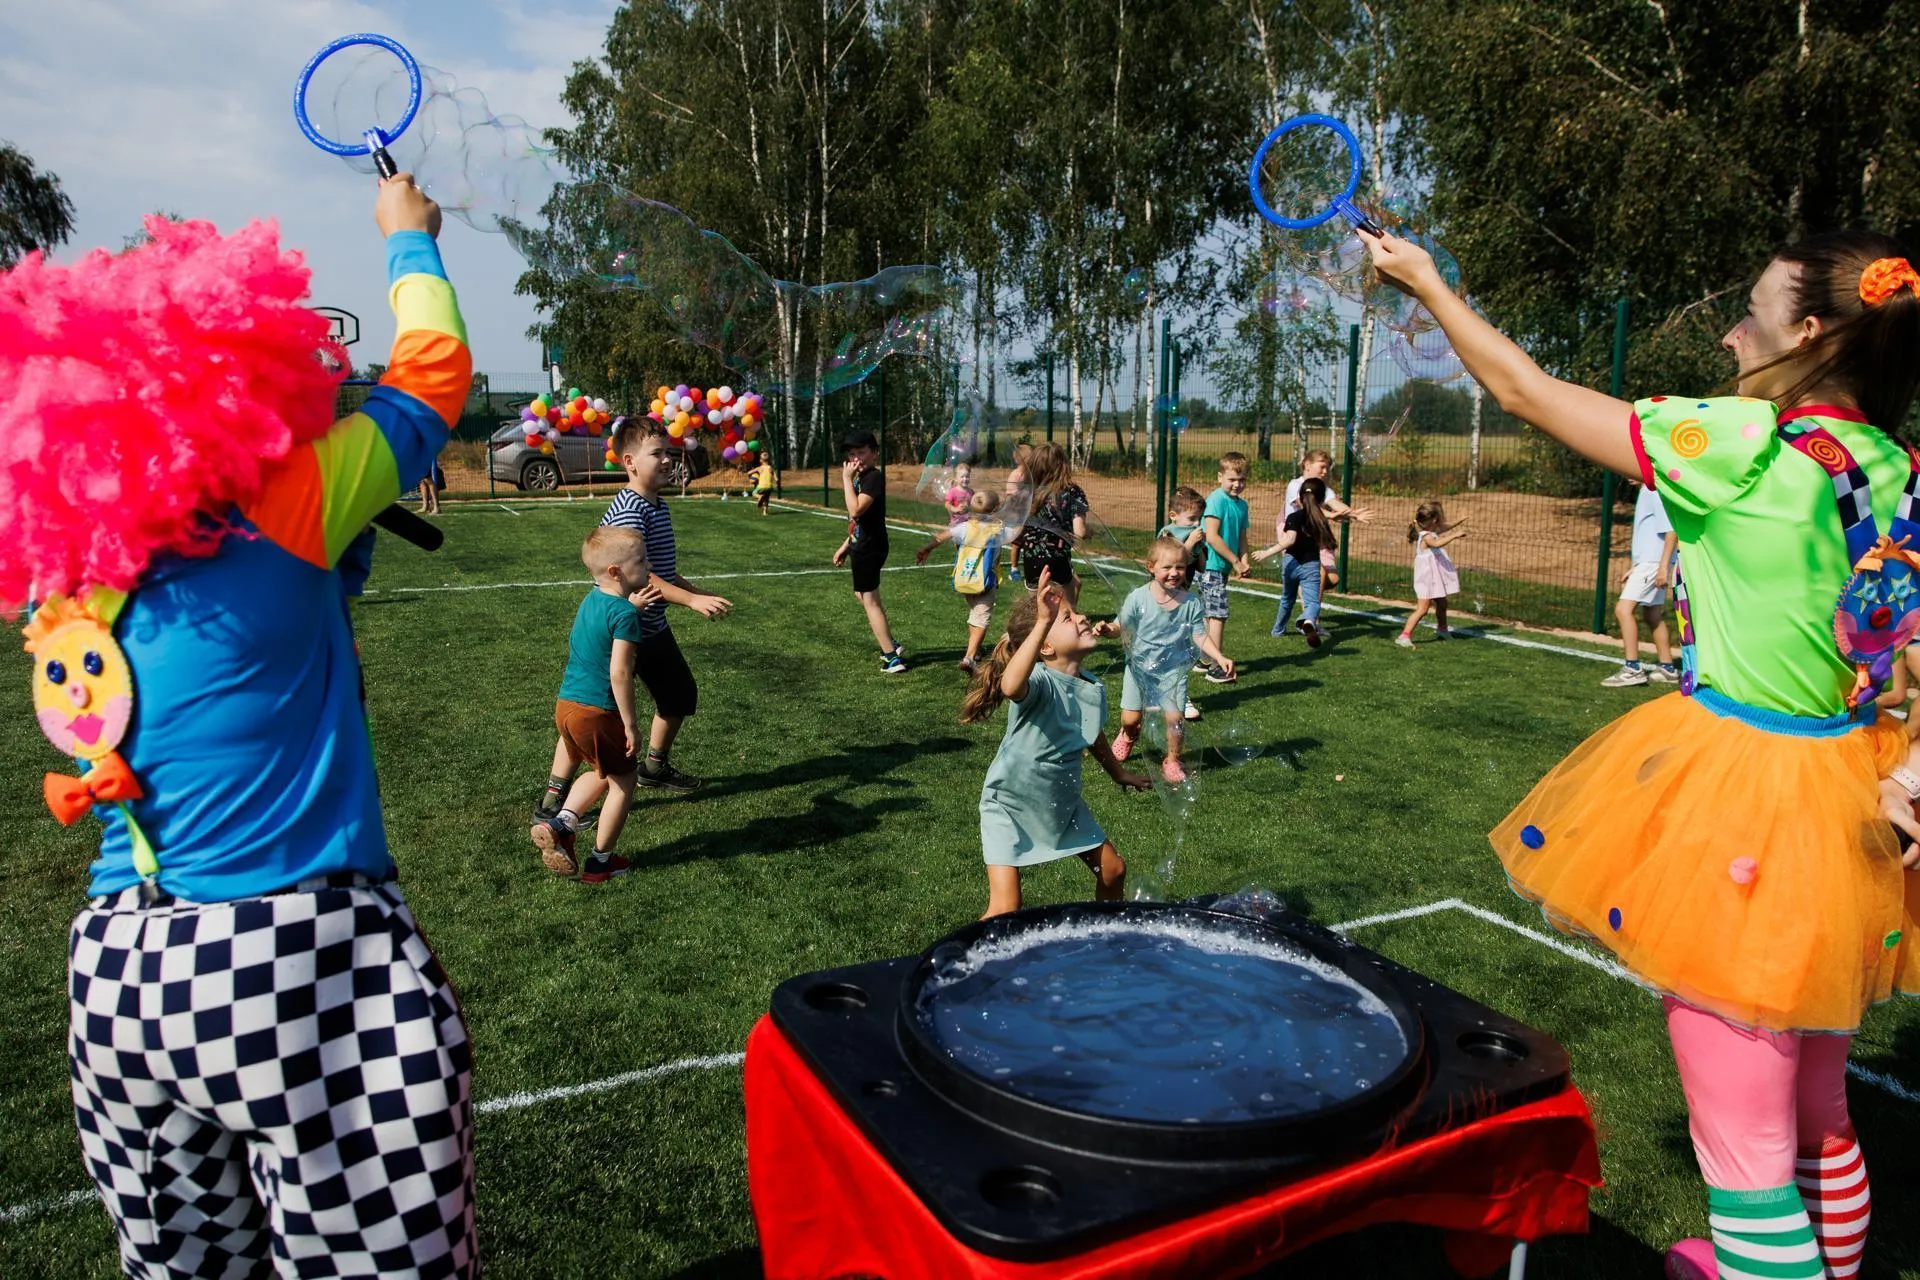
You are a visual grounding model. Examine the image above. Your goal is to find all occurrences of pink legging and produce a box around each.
[1665,997,1853,1189]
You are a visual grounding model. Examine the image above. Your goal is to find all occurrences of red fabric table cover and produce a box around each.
[745,1016,1602,1280]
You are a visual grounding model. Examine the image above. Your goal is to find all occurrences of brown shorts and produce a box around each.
[554,700,636,777]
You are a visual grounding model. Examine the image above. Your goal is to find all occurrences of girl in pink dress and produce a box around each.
[1398,500,1470,646]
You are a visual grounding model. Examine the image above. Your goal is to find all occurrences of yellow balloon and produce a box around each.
[667,422,685,438]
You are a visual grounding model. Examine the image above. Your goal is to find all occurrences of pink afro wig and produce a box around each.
[0,215,345,610]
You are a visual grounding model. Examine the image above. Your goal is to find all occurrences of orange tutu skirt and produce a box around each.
[1492,692,1920,1032]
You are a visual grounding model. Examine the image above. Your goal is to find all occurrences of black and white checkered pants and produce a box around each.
[68,875,477,1279]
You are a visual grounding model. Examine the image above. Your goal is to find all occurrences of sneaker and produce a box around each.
[1662,1239,1716,1280]
[957,656,977,673]
[1204,666,1236,684]
[1648,663,1681,683]
[530,819,577,875]
[1183,700,1202,722]
[1433,628,1452,641]
[1601,664,1650,688]
[579,853,632,885]
[882,653,910,675]
[532,796,563,823]
[1395,633,1415,648]
[1192,660,1213,675]
[1111,727,1136,762]
[1297,619,1323,649]
[637,760,706,792]
[1161,757,1188,784]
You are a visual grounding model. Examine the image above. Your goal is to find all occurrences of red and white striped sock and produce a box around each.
[1795,1134,1869,1278]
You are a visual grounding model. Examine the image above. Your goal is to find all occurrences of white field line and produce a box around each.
[0,1189,99,1226]
[364,562,937,596]
[1340,899,1911,1104]
[7,902,1914,1228]
[765,496,944,540]
[1081,555,1621,666]
[474,1051,746,1115]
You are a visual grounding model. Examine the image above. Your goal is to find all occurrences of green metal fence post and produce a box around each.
[1336,322,1361,589]
[1045,352,1055,444]
[1154,320,1170,529]
[1159,335,1175,498]
[877,365,887,476]
[1592,298,1631,633]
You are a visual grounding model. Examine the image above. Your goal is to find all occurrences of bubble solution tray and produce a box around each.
[768,898,1570,1260]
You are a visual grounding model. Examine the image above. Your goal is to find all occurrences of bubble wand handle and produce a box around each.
[364,130,400,181]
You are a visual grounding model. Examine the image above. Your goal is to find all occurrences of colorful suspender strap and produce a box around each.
[1779,418,1920,708]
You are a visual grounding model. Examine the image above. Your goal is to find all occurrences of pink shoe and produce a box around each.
[1663,1239,1716,1280]
[1161,757,1188,784]
[1112,728,1136,762]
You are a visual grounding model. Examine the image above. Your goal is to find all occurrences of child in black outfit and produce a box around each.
[832,429,908,674]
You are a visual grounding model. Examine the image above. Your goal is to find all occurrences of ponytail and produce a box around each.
[1409,500,1444,543]
[1297,477,1336,548]
[960,592,1043,723]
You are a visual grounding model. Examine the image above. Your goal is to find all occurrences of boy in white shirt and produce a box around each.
[1602,482,1682,687]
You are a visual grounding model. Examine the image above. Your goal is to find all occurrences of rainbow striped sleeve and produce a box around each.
[246,231,471,568]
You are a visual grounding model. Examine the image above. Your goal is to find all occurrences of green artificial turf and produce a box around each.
[2,493,1915,1278]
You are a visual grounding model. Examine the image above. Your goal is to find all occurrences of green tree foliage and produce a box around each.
[1388,0,1920,397]
[0,142,76,268]
[522,0,1918,479]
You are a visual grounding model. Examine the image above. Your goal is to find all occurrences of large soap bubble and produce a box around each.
[514,180,959,397]
[311,51,961,398]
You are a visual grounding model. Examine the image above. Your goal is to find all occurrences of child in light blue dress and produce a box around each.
[961,567,1150,917]
[1110,537,1236,785]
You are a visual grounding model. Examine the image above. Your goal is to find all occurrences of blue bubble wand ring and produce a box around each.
[294,33,422,180]
[1248,114,1383,235]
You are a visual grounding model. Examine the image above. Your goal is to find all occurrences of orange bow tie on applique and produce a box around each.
[45,751,143,826]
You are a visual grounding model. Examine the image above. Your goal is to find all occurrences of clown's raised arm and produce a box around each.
[244,183,471,569]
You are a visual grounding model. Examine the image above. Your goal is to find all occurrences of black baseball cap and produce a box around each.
[842,429,878,452]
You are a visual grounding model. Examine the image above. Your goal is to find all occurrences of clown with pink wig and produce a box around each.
[6,176,479,1278]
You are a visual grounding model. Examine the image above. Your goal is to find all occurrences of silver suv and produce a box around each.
[487,421,710,491]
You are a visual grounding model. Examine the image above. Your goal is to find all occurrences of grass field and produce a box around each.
[3,494,1917,1279]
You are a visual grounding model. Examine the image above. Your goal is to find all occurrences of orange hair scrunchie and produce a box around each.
[1859,256,1920,306]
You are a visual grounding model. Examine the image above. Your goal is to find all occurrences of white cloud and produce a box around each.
[0,0,617,379]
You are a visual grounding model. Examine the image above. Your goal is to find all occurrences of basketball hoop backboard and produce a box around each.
[315,306,360,346]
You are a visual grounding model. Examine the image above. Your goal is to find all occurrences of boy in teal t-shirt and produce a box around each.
[533,526,662,883]
[1196,454,1251,681]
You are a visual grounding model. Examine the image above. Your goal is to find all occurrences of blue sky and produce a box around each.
[2,0,620,377]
